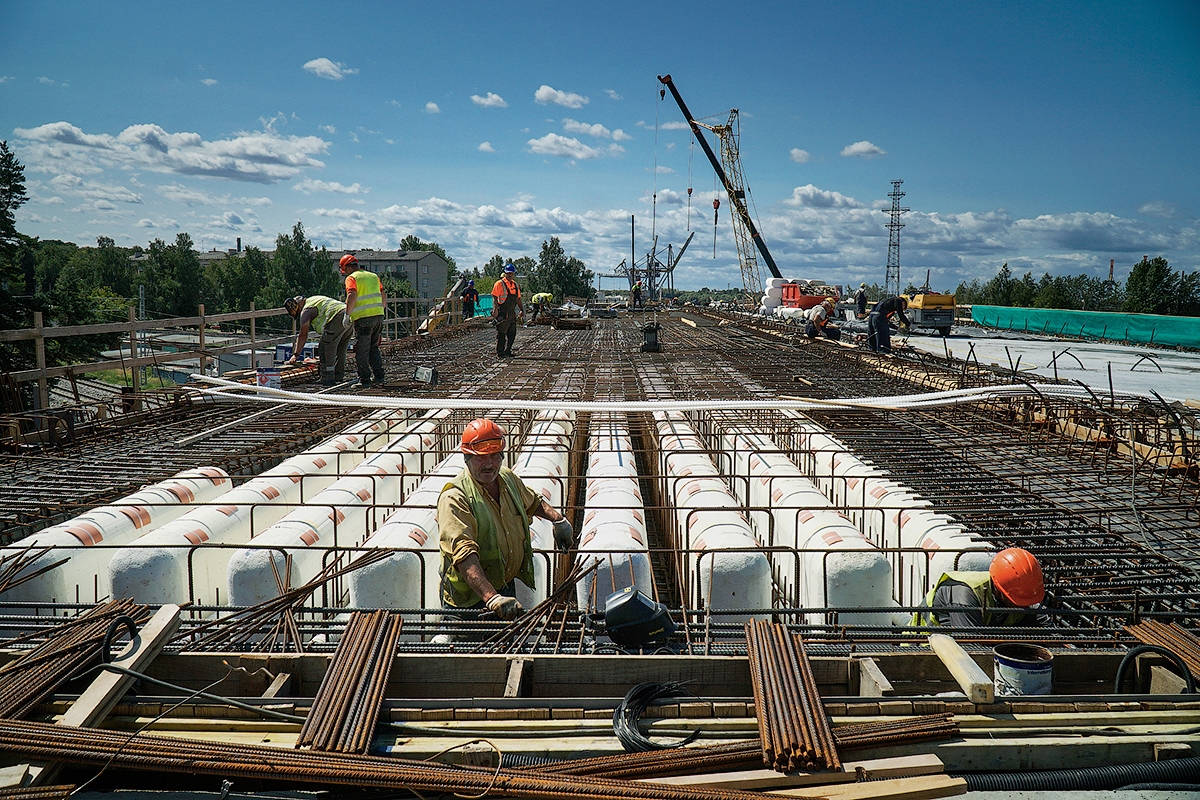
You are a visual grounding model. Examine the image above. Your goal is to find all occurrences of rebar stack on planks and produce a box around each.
[297,610,402,753]
[1126,620,1200,678]
[745,619,840,771]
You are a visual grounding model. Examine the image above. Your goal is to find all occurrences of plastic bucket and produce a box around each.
[256,367,281,390]
[993,643,1053,696]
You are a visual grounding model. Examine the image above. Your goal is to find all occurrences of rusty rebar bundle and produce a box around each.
[1126,620,1200,678]
[745,619,840,771]
[0,786,75,800]
[0,598,149,719]
[474,558,599,655]
[298,609,401,753]
[833,713,959,751]
[0,718,776,800]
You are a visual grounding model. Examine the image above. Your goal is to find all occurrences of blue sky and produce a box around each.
[2,1,1197,292]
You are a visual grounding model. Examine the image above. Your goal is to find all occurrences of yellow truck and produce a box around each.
[902,292,956,337]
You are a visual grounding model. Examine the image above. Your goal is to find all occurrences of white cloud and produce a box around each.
[612,129,631,142]
[201,78,218,86]
[15,121,329,183]
[155,183,273,207]
[562,118,611,139]
[319,124,336,135]
[478,142,495,153]
[471,92,507,108]
[0,76,13,84]
[425,102,440,114]
[388,99,401,107]
[41,196,64,205]
[606,89,622,101]
[303,58,358,80]
[527,133,603,160]
[655,165,674,174]
[785,184,862,208]
[50,174,143,204]
[38,77,54,85]
[840,140,886,158]
[215,211,245,229]
[639,119,689,130]
[293,178,367,195]
[790,148,811,164]
[534,85,588,109]
[1138,201,1176,219]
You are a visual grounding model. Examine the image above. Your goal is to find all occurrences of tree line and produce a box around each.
[947,258,1200,317]
[462,237,595,301]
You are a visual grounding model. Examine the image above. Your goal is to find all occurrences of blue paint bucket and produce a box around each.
[993,643,1053,696]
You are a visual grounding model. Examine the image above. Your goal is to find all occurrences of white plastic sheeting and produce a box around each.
[655,412,771,620]
[783,411,993,606]
[225,410,451,607]
[718,423,897,625]
[575,415,653,611]
[107,410,412,605]
[0,466,231,605]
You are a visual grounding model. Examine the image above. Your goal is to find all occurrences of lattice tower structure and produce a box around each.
[703,111,764,299]
[884,179,910,297]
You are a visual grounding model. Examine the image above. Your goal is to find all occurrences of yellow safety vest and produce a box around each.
[911,571,1028,628]
[348,270,384,320]
[303,295,344,334]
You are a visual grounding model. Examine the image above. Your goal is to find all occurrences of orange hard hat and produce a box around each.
[339,253,358,273]
[461,418,505,456]
[989,548,1044,607]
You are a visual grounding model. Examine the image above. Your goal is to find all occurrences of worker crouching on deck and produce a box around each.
[436,419,574,621]
[912,548,1046,628]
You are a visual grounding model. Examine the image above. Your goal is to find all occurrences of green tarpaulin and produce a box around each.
[971,305,1200,348]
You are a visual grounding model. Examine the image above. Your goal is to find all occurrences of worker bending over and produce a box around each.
[912,548,1045,628]
[437,419,574,621]
[340,254,387,388]
[528,292,553,324]
[867,295,909,353]
[492,263,523,357]
[804,298,840,340]
[284,295,352,386]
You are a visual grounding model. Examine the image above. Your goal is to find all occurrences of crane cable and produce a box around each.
[652,80,660,248]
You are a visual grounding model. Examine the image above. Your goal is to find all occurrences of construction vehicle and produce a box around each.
[902,270,955,336]
[658,75,783,299]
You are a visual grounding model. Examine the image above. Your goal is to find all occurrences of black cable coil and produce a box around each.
[961,755,1200,792]
[613,682,701,753]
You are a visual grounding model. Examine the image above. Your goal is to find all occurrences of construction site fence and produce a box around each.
[971,304,1200,348]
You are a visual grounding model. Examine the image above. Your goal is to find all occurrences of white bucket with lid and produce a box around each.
[993,643,1053,696]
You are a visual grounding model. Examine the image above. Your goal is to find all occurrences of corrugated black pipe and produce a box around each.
[1114,644,1196,694]
[961,756,1200,791]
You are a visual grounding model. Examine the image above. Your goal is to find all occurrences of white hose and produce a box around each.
[187,375,1146,413]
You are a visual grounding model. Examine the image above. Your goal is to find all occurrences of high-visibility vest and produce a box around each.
[911,571,1028,628]
[302,295,345,334]
[438,468,534,608]
[492,277,520,310]
[348,270,384,320]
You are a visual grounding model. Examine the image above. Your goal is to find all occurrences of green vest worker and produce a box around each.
[339,253,386,389]
[283,295,352,386]
[437,418,575,624]
[912,548,1045,628]
[529,292,553,323]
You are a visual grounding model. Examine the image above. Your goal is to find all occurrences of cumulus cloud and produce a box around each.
[840,141,886,158]
[785,184,862,208]
[471,92,507,108]
[606,89,622,101]
[790,148,811,164]
[38,77,55,85]
[613,129,631,142]
[15,121,329,183]
[201,78,218,86]
[303,58,358,80]
[478,142,495,153]
[562,118,612,139]
[1138,201,1176,219]
[534,85,588,108]
[49,174,143,204]
[528,133,602,160]
[639,120,689,131]
[156,183,273,208]
[1014,211,1159,252]
[293,178,367,194]
[425,102,440,114]
[655,165,674,174]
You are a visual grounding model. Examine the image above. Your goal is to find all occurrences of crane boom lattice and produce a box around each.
[884,179,910,297]
[710,111,764,297]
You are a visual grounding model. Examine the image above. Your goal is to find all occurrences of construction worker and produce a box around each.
[912,548,1045,628]
[803,298,838,340]
[528,291,553,324]
[340,254,387,388]
[632,281,643,309]
[460,280,479,320]
[437,418,575,620]
[491,263,523,357]
[866,296,909,354]
[854,283,869,318]
[283,295,352,386]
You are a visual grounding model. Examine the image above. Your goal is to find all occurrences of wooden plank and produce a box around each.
[261,672,292,698]
[644,754,943,790]
[769,774,966,799]
[857,657,894,697]
[927,634,993,704]
[504,658,531,698]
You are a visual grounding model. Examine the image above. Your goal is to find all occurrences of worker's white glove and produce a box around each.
[486,594,524,620]
[552,518,575,551]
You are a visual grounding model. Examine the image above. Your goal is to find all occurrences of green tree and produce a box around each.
[142,233,201,317]
[0,140,27,263]
[207,247,268,312]
[93,236,134,298]
[399,234,459,289]
[531,237,594,300]
[1124,256,1178,315]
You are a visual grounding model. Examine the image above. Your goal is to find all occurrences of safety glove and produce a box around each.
[486,594,524,620]
[552,518,575,551]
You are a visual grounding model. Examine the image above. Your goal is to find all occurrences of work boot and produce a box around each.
[373,371,386,385]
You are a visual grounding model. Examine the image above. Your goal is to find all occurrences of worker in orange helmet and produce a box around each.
[491,263,524,357]
[339,253,387,388]
[912,548,1046,628]
[436,418,573,621]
